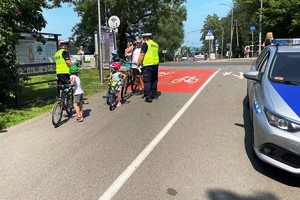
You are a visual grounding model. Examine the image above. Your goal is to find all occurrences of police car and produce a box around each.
[244,38,300,174]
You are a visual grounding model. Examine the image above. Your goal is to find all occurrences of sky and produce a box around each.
[42,0,234,48]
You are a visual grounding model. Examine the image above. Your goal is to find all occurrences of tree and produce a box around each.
[0,0,51,101]
[71,0,187,61]
[200,14,223,54]
[235,0,300,39]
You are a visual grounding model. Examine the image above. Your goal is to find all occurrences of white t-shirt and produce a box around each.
[131,47,141,68]
[70,75,84,95]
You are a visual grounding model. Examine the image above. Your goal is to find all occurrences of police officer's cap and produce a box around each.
[142,33,152,38]
[60,40,70,46]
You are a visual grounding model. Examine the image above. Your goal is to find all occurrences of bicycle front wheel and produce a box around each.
[52,101,63,127]
[121,75,130,100]
[65,93,73,117]
[109,93,115,111]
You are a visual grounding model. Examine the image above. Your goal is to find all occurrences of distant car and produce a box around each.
[194,52,205,60]
[244,38,300,174]
[181,56,188,61]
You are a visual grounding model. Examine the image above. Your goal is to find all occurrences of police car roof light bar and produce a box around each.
[271,38,300,45]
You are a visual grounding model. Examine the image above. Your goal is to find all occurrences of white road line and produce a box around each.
[98,69,221,200]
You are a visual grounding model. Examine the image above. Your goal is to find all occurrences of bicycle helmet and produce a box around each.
[69,65,79,73]
[111,62,121,70]
[111,50,118,55]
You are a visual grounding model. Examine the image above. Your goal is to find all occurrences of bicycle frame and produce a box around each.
[105,81,120,111]
[121,62,143,100]
[52,84,74,127]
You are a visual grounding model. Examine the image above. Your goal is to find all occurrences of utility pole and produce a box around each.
[97,0,103,84]
[258,0,263,55]
[221,26,224,59]
[220,3,233,59]
[236,20,239,47]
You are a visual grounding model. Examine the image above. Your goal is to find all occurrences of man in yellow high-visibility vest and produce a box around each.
[137,33,159,103]
[55,40,74,92]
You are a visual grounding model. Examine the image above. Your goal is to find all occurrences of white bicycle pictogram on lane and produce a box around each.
[158,71,175,77]
[172,76,198,84]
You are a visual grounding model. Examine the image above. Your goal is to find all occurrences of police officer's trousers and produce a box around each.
[143,65,159,100]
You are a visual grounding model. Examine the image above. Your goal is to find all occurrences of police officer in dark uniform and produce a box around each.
[137,33,159,103]
[55,40,73,93]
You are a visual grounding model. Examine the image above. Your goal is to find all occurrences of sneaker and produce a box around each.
[117,102,122,107]
[74,116,83,122]
[78,117,84,122]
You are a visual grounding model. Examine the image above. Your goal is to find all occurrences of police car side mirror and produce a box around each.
[243,70,261,82]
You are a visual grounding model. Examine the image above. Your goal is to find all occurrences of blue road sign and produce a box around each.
[215,39,219,44]
[250,25,255,32]
[206,30,213,36]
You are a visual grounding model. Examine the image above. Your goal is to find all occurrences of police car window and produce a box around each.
[255,48,269,70]
[270,53,300,83]
[257,51,270,75]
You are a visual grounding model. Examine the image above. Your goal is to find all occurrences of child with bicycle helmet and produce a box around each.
[104,62,126,108]
[70,65,84,122]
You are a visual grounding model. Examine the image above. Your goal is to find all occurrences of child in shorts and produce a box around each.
[69,65,84,122]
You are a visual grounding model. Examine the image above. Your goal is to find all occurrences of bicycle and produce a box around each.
[104,80,122,111]
[52,84,74,127]
[121,62,144,100]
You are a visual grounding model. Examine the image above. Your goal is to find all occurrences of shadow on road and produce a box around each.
[242,95,300,186]
[207,189,279,200]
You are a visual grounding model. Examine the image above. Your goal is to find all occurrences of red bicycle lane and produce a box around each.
[157,68,218,93]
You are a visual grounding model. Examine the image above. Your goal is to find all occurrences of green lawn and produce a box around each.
[0,68,109,130]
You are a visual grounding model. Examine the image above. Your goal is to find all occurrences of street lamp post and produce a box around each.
[258,0,263,55]
[220,3,233,59]
[218,25,224,59]
[97,0,103,84]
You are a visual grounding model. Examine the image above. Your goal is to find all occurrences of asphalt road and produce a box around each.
[1,59,300,200]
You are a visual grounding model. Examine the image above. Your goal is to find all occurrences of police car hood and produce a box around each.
[266,81,300,120]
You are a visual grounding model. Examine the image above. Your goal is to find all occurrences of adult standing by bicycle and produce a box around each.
[131,37,144,93]
[132,37,142,74]
[136,33,159,103]
[55,40,73,94]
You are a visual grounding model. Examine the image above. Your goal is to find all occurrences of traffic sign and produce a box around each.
[250,25,255,32]
[205,29,214,40]
[215,39,219,46]
[108,15,120,28]
[206,30,213,36]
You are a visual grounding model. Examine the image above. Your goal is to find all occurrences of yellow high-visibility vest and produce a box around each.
[142,40,159,67]
[55,49,69,74]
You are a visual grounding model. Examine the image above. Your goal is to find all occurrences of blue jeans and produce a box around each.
[143,65,158,100]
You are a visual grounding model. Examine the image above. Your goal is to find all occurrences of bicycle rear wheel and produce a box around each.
[52,101,63,127]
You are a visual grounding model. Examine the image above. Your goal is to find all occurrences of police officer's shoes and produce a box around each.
[151,95,158,99]
[145,98,153,103]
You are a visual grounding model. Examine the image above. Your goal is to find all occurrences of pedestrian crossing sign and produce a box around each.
[205,30,214,40]
[206,30,213,36]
